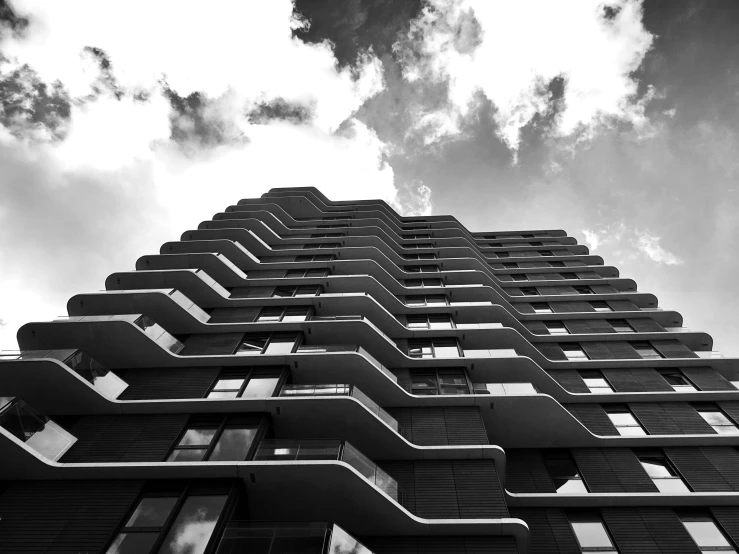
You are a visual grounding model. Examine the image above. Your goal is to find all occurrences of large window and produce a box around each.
[694,405,739,435]
[545,321,569,335]
[405,278,443,288]
[544,450,588,493]
[580,370,614,394]
[167,416,263,462]
[532,302,553,314]
[406,313,454,329]
[408,338,461,358]
[272,285,322,298]
[520,287,540,296]
[659,369,697,392]
[680,513,737,553]
[561,344,589,360]
[207,368,285,399]
[589,301,612,312]
[285,268,330,278]
[256,306,311,322]
[235,333,301,356]
[406,295,448,307]
[569,513,619,553]
[631,341,663,360]
[106,487,229,554]
[605,405,646,436]
[409,368,470,395]
[636,450,690,493]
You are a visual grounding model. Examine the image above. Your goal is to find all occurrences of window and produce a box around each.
[303,242,340,249]
[496,252,511,258]
[294,254,334,262]
[561,272,579,280]
[408,337,461,358]
[272,285,322,298]
[631,341,663,360]
[207,368,284,399]
[545,321,569,335]
[502,262,519,269]
[569,514,619,553]
[609,319,634,333]
[235,333,300,356]
[405,278,443,288]
[680,513,737,553]
[257,306,311,322]
[573,286,594,295]
[561,344,589,360]
[409,368,470,395]
[605,405,646,436]
[405,242,434,249]
[580,370,614,394]
[406,295,448,307]
[659,370,697,392]
[520,287,540,296]
[532,302,553,314]
[511,274,528,281]
[404,253,437,260]
[637,450,690,493]
[590,301,612,312]
[544,450,588,493]
[285,268,330,278]
[404,265,440,273]
[406,314,454,329]
[550,261,566,268]
[538,250,554,257]
[167,416,263,462]
[694,405,739,435]
[106,490,229,554]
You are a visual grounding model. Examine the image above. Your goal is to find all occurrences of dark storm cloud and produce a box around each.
[246,97,313,125]
[292,0,422,67]
[0,63,71,140]
[162,85,248,150]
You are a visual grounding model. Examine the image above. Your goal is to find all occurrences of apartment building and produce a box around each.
[0,186,737,553]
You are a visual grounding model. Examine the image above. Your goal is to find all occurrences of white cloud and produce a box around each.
[0,0,408,350]
[634,230,683,265]
[392,181,433,216]
[399,0,654,151]
[581,229,600,251]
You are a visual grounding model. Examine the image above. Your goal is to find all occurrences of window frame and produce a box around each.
[605,405,647,436]
[544,321,570,335]
[406,313,455,330]
[589,301,613,312]
[408,337,463,359]
[531,302,553,314]
[167,415,266,463]
[679,512,737,552]
[580,370,614,394]
[406,294,449,307]
[234,332,303,356]
[543,450,589,494]
[520,287,540,296]
[409,368,472,395]
[271,285,323,298]
[561,343,589,360]
[206,367,288,399]
[658,369,698,392]
[573,285,594,295]
[693,404,739,435]
[405,278,444,288]
[630,341,663,360]
[636,449,691,493]
[609,319,634,333]
[568,512,619,553]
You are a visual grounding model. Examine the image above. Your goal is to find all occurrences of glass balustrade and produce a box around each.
[253,440,402,504]
[279,385,402,435]
[0,399,77,461]
[479,382,538,395]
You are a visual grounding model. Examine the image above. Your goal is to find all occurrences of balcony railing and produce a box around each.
[279,384,403,435]
[253,440,403,503]
[215,522,374,554]
[0,349,128,399]
[0,399,77,461]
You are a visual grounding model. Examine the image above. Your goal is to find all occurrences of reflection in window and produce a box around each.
[637,451,690,493]
[605,406,646,436]
[106,496,178,554]
[569,514,618,553]
[409,368,469,395]
[0,399,77,461]
[167,417,262,462]
[532,302,553,314]
[694,405,739,435]
[544,451,588,493]
[64,350,128,398]
[580,370,614,394]
[157,495,227,554]
[680,513,737,553]
[659,370,697,392]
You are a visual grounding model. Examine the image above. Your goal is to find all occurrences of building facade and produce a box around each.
[1,186,738,553]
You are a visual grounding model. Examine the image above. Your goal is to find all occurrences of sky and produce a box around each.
[0,0,738,355]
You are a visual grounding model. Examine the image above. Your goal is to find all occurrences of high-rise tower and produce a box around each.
[1,187,738,553]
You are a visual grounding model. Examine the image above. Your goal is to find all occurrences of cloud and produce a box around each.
[397,0,655,151]
[391,180,433,216]
[634,230,683,265]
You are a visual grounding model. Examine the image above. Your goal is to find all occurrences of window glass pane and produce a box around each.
[698,411,732,426]
[296,286,319,297]
[273,287,295,298]
[207,390,239,399]
[640,459,672,478]
[242,377,280,398]
[257,308,283,322]
[126,497,178,527]
[440,385,469,395]
[713,425,739,435]
[212,379,244,391]
[264,336,296,355]
[157,495,228,554]
[282,307,310,322]
[411,376,437,390]
[168,448,208,462]
[106,532,159,554]
[571,521,613,548]
[607,413,637,426]
[236,336,268,355]
[434,345,460,358]
[654,478,690,493]
[616,426,646,436]
[409,345,433,358]
[178,428,217,447]
[683,520,732,548]
[428,319,453,329]
[209,427,258,461]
